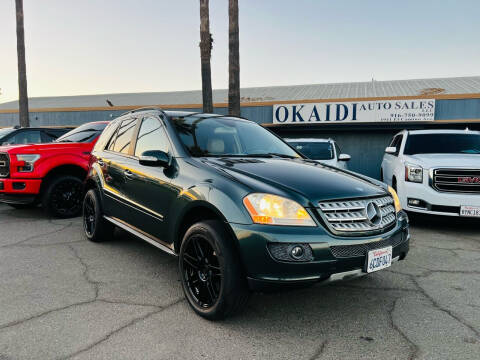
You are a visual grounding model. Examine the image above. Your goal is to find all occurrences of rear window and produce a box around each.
[404,133,480,155]
[0,128,15,140]
[287,141,334,160]
[56,123,107,143]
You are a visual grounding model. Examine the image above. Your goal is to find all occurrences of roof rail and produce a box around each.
[119,107,164,117]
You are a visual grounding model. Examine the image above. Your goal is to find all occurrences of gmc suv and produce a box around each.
[381,129,480,217]
[0,121,108,217]
[83,109,410,319]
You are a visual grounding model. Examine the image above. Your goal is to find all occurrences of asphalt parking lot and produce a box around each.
[0,203,479,360]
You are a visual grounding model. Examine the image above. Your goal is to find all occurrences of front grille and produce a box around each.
[432,169,480,193]
[330,235,405,258]
[318,195,396,235]
[0,152,9,178]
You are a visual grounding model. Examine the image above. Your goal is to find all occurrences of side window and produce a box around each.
[6,130,42,145]
[134,116,169,157]
[110,118,137,154]
[334,142,342,158]
[388,135,402,156]
[42,130,57,143]
[389,136,398,147]
[394,135,403,156]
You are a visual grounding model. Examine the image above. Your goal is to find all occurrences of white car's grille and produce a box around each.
[318,195,396,234]
[432,169,480,193]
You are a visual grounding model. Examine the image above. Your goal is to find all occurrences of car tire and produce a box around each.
[42,175,84,218]
[83,188,114,242]
[179,220,250,320]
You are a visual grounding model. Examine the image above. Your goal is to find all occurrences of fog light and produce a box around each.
[407,198,427,209]
[291,246,304,259]
[267,243,314,262]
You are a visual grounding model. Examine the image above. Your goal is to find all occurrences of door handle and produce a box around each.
[124,169,134,179]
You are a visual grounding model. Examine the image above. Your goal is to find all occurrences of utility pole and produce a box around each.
[15,0,30,127]
[228,0,240,116]
[199,0,213,113]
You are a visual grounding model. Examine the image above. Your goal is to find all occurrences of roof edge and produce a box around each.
[1,93,480,114]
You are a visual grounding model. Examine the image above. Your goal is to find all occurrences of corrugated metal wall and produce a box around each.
[1,99,479,179]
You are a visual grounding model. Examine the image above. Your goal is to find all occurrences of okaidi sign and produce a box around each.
[273,99,435,124]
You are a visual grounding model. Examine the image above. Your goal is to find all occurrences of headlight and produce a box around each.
[388,186,402,213]
[16,154,40,172]
[405,163,423,183]
[243,193,316,226]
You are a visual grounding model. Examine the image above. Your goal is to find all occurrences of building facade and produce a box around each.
[1,76,480,179]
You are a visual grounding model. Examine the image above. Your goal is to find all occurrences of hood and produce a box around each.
[406,154,480,169]
[0,142,88,154]
[204,157,386,204]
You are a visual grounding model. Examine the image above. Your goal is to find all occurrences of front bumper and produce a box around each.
[399,180,480,216]
[0,178,41,204]
[231,211,410,290]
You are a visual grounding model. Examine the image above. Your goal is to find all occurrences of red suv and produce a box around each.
[0,121,108,217]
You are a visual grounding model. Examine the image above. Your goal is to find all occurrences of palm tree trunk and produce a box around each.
[15,0,30,127]
[228,0,240,116]
[199,0,213,113]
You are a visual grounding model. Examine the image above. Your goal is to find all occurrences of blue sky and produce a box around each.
[0,0,479,103]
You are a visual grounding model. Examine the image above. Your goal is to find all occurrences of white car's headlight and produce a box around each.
[16,154,40,172]
[405,163,423,183]
[243,193,316,226]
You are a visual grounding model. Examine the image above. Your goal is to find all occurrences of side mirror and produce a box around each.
[139,150,170,167]
[385,146,397,154]
[338,153,351,162]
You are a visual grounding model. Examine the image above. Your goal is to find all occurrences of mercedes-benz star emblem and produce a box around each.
[365,201,382,226]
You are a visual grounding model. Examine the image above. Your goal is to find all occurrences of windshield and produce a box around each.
[172,116,300,158]
[404,133,480,155]
[56,122,107,143]
[0,128,15,139]
[287,141,334,160]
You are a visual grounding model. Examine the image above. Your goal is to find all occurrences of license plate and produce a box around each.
[460,205,480,218]
[366,246,392,273]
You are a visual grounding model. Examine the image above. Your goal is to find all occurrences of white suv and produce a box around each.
[381,129,480,217]
[285,138,351,169]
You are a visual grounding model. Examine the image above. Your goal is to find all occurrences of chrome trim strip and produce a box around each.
[103,216,176,256]
[325,256,400,283]
[431,167,480,193]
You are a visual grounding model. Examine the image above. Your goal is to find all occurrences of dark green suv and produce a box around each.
[83,109,410,319]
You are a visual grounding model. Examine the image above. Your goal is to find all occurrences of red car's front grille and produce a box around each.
[0,152,9,178]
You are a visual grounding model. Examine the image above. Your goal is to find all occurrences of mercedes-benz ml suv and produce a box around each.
[83,109,410,319]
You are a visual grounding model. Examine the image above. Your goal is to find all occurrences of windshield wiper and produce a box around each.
[263,153,299,159]
[206,153,273,158]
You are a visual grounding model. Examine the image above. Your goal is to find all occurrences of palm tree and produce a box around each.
[15,0,29,127]
[199,0,213,113]
[228,0,240,116]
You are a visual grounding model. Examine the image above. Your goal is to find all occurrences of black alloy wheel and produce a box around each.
[43,175,83,218]
[50,178,83,216]
[182,235,222,308]
[83,191,96,238]
[179,220,250,320]
[82,188,114,242]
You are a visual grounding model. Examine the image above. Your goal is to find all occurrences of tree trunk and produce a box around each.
[228,0,240,116]
[15,0,30,127]
[199,0,213,113]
